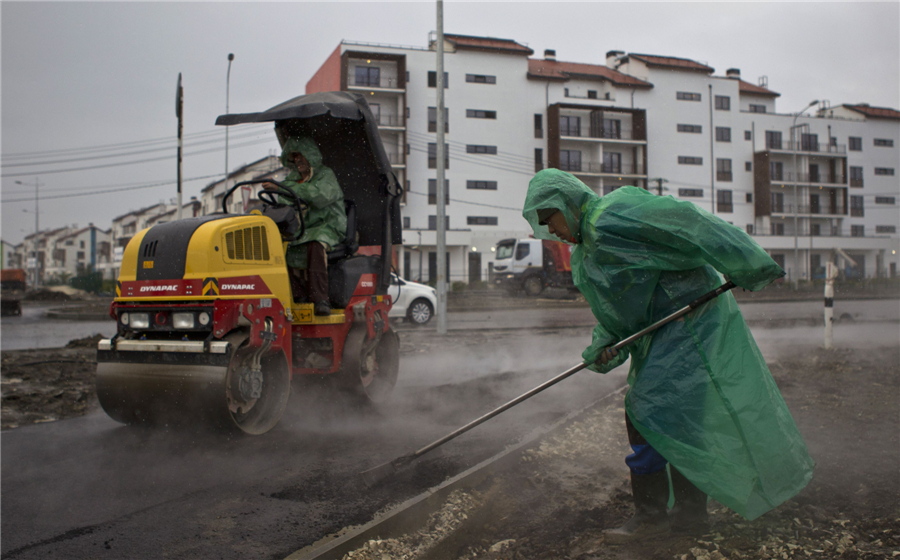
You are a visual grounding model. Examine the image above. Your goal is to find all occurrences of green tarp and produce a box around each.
[523,169,814,520]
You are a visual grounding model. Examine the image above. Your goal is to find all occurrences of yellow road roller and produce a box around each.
[96,91,403,434]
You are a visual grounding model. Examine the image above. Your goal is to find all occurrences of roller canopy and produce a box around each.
[216,91,401,247]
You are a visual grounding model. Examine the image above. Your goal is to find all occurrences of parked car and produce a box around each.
[388,274,436,325]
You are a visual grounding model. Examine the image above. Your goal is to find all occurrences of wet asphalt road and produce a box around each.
[2,305,898,559]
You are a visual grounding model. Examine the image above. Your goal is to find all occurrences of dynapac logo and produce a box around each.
[222,284,255,290]
[140,285,178,293]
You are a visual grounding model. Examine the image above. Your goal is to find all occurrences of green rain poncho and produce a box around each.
[523,169,813,520]
[279,137,347,268]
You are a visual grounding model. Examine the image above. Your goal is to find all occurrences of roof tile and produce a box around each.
[629,53,714,74]
[444,34,533,55]
[528,59,653,88]
[842,104,900,120]
[737,79,780,97]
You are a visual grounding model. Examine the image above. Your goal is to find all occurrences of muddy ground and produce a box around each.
[338,345,899,560]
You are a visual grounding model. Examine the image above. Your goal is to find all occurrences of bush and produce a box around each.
[451,281,467,292]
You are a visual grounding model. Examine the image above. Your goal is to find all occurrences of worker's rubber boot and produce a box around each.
[314,300,331,316]
[604,470,670,544]
[668,467,709,534]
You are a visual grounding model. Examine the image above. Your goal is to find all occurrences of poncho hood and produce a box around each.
[523,169,597,244]
[280,136,324,172]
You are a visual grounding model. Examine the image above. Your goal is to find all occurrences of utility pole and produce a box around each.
[435,0,448,335]
[176,74,184,221]
[15,177,41,289]
[226,54,234,212]
[651,177,668,196]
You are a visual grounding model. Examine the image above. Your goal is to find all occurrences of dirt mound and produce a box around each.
[66,334,105,348]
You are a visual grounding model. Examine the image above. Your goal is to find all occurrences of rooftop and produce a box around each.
[737,79,780,98]
[627,53,714,74]
[527,59,653,88]
[442,33,533,56]
[841,104,900,120]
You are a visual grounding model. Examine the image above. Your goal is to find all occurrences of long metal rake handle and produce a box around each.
[403,280,737,464]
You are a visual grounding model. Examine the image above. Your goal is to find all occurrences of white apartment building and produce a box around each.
[306,34,899,283]
[43,224,113,282]
[15,226,73,286]
[199,155,284,216]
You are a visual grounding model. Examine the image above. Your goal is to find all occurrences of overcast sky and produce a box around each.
[2,1,898,245]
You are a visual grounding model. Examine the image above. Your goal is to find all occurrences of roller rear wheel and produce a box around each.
[223,336,291,435]
[341,325,399,403]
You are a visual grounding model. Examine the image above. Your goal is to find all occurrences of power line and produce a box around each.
[405,189,522,212]
[1,173,223,204]
[1,129,272,169]
[1,136,277,178]
[1,123,270,160]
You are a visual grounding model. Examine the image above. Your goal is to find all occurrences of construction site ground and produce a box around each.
[320,343,899,560]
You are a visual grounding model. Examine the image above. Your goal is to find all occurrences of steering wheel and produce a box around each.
[222,179,307,241]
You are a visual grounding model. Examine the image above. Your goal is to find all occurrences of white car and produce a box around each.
[387,273,437,326]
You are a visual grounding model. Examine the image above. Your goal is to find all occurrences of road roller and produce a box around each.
[96,91,403,434]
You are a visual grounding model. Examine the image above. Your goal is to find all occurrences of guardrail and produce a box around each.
[562,162,645,175]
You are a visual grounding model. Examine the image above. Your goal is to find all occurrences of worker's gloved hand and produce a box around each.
[595,346,619,367]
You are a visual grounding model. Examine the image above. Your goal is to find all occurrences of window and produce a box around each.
[534,114,543,138]
[770,161,784,180]
[466,109,496,119]
[467,216,498,225]
[369,103,381,124]
[850,195,864,217]
[559,115,581,136]
[428,179,449,205]
[851,225,865,237]
[603,185,622,195]
[749,104,766,113]
[765,131,782,150]
[80,241,85,248]
[678,188,703,197]
[402,217,411,229]
[677,124,702,134]
[744,130,752,141]
[467,180,497,190]
[603,152,621,173]
[715,95,730,111]
[465,74,495,84]
[810,223,821,236]
[428,71,448,88]
[717,190,733,213]
[77,251,85,260]
[746,193,753,203]
[428,215,450,230]
[587,90,597,99]
[876,225,897,234]
[745,161,752,172]
[715,127,731,142]
[466,145,497,154]
[65,240,74,246]
[830,137,837,147]
[771,223,785,235]
[801,133,818,152]
[874,168,895,176]
[427,143,449,169]
[515,243,530,260]
[746,224,754,234]
[602,119,621,139]
[875,196,896,204]
[354,66,380,87]
[874,138,894,147]
[676,91,701,101]
[678,156,703,165]
[850,166,864,187]
[427,107,449,132]
[808,164,820,183]
[560,150,582,172]
[534,148,543,172]
[849,136,862,151]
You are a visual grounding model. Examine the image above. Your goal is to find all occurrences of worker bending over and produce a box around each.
[523,169,813,542]
[267,137,347,316]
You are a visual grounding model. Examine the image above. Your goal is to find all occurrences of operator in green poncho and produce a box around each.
[266,137,347,316]
[523,169,813,542]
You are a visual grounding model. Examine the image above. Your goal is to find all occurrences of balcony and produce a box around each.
[348,76,404,90]
[387,153,405,168]
[375,114,404,129]
[562,162,645,176]
[769,171,847,185]
[766,141,846,155]
[770,204,847,216]
[559,128,645,142]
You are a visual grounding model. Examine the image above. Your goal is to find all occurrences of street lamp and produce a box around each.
[15,178,41,289]
[225,53,235,208]
[791,99,819,289]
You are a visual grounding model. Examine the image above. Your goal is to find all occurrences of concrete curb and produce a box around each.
[284,384,629,560]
